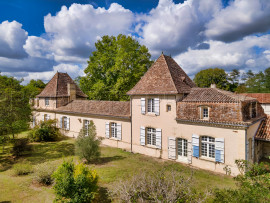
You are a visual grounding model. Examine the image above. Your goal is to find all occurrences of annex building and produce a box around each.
[32,54,270,176]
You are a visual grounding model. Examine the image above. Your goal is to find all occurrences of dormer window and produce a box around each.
[45,97,49,106]
[251,102,257,118]
[200,106,209,120]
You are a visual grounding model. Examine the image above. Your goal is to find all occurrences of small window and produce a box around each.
[84,120,90,136]
[45,97,49,106]
[201,136,215,159]
[200,106,209,119]
[111,122,117,138]
[63,116,68,129]
[147,99,155,113]
[44,114,50,121]
[146,128,156,146]
[251,102,256,118]
[167,105,171,112]
[177,138,187,157]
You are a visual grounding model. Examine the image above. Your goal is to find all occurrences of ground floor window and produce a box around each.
[177,138,187,157]
[44,114,50,121]
[111,122,117,138]
[63,116,68,129]
[147,128,156,146]
[201,136,215,158]
[84,120,90,136]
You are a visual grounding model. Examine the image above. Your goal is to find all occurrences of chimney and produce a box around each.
[67,83,76,101]
[210,84,216,88]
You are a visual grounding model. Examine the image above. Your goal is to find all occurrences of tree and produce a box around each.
[75,121,101,163]
[245,71,266,93]
[264,67,270,90]
[228,69,240,91]
[24,79,46,99]
[0,74,31,138]
[193,68,229,89]
[79,34,153,101]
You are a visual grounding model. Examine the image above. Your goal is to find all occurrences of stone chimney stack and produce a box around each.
[210,84,217,88]
[67,83,76,101]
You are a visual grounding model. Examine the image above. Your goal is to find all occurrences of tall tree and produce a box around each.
[24,79,46,98]
[0,74,31,138]
[264,67,270,90]
[79,34,153,101]
[193,68,229,89]
[228,69,240,91]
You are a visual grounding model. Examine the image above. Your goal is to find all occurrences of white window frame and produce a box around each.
[146,127,156,146]
[200,106,209,120]
[45,97,49,106]
[201,136,215,159]
[177,138,188,160]
[63,116,68,130]
[110,122,117,138]
[147,98,155,113]
[84,120,90,136]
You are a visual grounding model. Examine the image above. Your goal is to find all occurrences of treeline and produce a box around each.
[194,67,270,93]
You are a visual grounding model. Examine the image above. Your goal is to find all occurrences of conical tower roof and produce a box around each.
[127,54,196,95]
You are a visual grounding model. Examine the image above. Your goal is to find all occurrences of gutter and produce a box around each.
[130,96,133,152]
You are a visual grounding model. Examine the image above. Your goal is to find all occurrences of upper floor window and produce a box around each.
[166,104,171,112]
[111,122,117,138]
[147,127,156,146]
[200,106,209,120]
[45,97,49,106]
[147,99,155,113]
[201,136,215,159]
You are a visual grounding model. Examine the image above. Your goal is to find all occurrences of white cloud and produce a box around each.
[137,0,221,57]
[174,35,270,75]
[0,21,28,59]
[205,0,270,42]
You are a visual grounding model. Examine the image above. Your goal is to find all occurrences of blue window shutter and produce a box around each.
[215,138,224,163]
[192,134,199,158]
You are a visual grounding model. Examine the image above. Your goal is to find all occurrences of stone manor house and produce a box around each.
[32,54,270,176]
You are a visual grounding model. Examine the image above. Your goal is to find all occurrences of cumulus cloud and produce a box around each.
[174,35,270,75]
[43,3,134,62]
[205,0,270,42]
[0,21,28,59]
[137,0,221,57]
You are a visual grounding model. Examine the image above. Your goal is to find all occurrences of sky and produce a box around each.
[0,0,270,84]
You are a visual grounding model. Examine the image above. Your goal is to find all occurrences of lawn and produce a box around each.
[0,132,235,202]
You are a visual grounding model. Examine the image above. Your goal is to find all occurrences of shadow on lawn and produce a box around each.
[95,186,111,203]
[93,155,125,165]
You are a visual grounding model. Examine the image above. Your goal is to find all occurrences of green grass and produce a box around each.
[0,131,236,202]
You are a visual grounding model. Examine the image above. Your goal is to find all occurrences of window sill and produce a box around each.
[145,144,160,149]
[146,112,157,117]
[109,137,119,141]
[199,156,215,162]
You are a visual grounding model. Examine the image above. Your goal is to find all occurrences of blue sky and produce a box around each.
[0,0,270,84]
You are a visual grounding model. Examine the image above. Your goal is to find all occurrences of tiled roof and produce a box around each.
[255,116,270,141]
[241,93,270,104]
[182,88,256,103]
[127,54,196,95]
[37,72,87,98]
[55,100,130,118]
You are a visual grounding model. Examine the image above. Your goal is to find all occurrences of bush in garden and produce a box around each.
[111,168,209,202]
[12,138,32,157]
[33,161,57,185]
[28,119,62,142]
[13,162,33,176]
[52,160,98,202]
[75,121,101,163]
[213,159,270,202]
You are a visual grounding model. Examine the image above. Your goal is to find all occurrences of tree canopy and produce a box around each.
[24,79,46,99]
[79,34,153,101]
[0,74,32,137]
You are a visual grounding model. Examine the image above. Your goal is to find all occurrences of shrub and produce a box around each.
[28,119,62,142]
[33,162,57,185]
[13,162,33,176]
[53,160,98,202]
[111,168,209,202]
[12,138,32,157]
[214,160,270,202]
[75,121,101,163]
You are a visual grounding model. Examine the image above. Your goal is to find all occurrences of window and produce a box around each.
[111,122,117,138]
[167,105,171,112]
[200,106,209,119]
[63,116,68,129]
[147,99,155,113]
[201,136,215,158]
[44,114,50,121]
[84,120,90,136]
[251,102,256,118]
[177,138,187,157]
[147,128,156,146]
[45,97,49,106]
